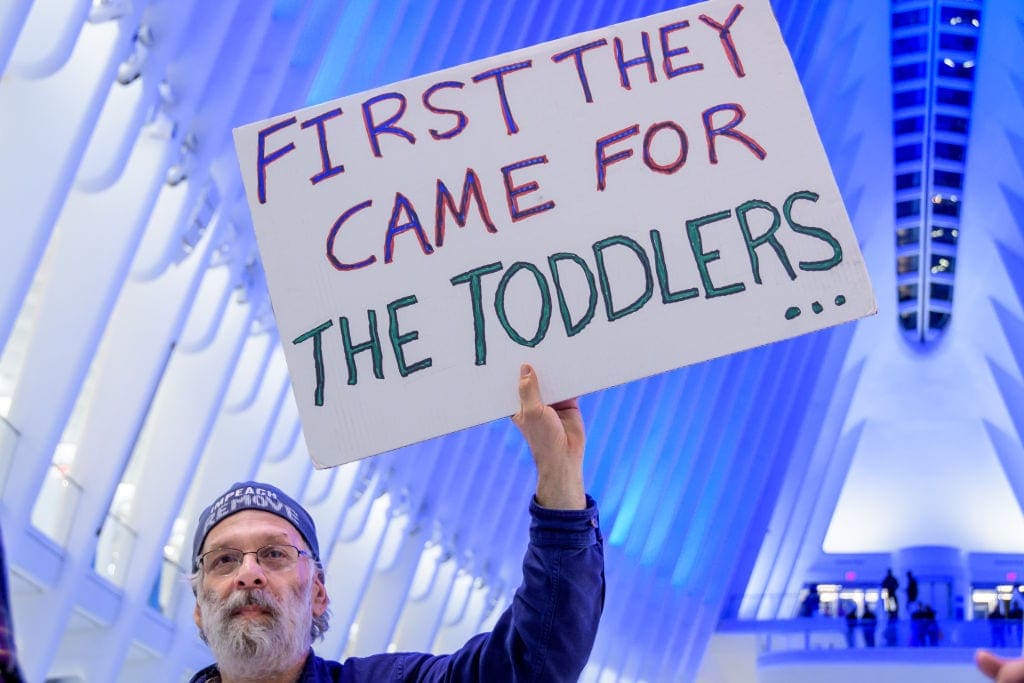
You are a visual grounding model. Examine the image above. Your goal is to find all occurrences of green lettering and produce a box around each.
[783,190,843,271]
[686,210,745,298]
[548,252,598,337]
[339,311,384,385]
[736,199,796,284]
[494,261,552,347]
[292,320,334,406]
[387,295,432,378]
[649,229,699,303]
[450,262,504,365]
[593,235,654,321]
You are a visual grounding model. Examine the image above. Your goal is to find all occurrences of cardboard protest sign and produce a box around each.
[234,0,876,467]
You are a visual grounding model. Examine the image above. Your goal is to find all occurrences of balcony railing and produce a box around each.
[95,513,138,587]
[719,615,1023,653]
[151,556,190,618]
[0,415,19,493]
[31,463,85,546]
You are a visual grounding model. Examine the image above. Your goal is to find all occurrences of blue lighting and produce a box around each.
[306,0,378,105]
[291,0,340,68]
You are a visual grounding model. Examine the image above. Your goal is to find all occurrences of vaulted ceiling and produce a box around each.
[1,1,1021,681]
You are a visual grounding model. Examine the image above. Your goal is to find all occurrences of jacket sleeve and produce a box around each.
[343,495,605,682]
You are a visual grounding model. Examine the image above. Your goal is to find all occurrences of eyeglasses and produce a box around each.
[199,544,310,576]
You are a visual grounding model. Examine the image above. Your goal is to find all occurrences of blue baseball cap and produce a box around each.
[192,481,320,571]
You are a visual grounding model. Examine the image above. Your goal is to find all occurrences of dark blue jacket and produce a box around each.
[192,496,604,682]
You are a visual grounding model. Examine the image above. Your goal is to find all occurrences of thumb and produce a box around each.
[976,650,1003,679]
[514,364,543,423]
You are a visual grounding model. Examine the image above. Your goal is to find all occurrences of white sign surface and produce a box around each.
[234,0,876,467]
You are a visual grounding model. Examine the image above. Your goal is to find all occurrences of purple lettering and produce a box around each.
[256,117,297,204]
[362,92,416,158]
[613,33,656,90]
[471,60,533,135]
[423,81,469,140]
[326,200,377,271]
[550,39,608,103]
[300,108,346,185]
[385,193,434,263]
[659,20,703,78]
[595,124,640,191]
[501,156,555,221]
[435,169,497,247]
[699,4,747,78]
[702,103,766,164]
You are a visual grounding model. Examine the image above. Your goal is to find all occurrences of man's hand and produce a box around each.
[977,650,1024,682]
[512,363,587,510]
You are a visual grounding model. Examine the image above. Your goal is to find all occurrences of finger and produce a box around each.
[550,397,579,412]
[514,363,543,423]
[976,650,1003,678]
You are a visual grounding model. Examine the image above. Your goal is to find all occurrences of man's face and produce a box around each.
[193,510,328,675]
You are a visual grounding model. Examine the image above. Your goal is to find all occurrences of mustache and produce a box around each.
[220,588,280,617]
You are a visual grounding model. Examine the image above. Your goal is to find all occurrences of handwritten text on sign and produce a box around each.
[234,0,876,467]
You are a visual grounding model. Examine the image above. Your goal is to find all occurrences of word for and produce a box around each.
[252,5,748,205]
[291,189,841,404]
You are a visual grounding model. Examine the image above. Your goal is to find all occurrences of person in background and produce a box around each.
[799,585,820,617]
[881,569,900,618]
[1008,601,1023,644]
[909,602,926,647]
[991,602,1008,649]
[188,364,605,683]
[922,604,940,646]
[906,570,919,609]
[845,608,858,648]
[860,603,877,647]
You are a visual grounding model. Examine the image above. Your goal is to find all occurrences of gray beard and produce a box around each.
[198,578,313,679]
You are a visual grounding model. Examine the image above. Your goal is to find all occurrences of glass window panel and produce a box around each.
[892,8,929,28]
[930,254,956,274]
[900,311,918,331]
[930,283,954,301]
[935,115,969,134]
[934,142,966,161]
[897,198,921,218]
[933,169,963,189]
[932,196,961,217]
[938,60,976,80]
[893,35,928,55]
[895,89,926,108]
[899,283,918,302]
[940,7,980,27]
[898,254,920,274]
[937,87,972,106]
[895,143,923,163]
[894,117,924,135]
[893,62,927,81]
[931,226,959,244]
[940,33,978,51]
[896,171,922,190]
[897,226,920,245]
[929,311,952,330]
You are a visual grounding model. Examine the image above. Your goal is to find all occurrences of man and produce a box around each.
[189,364,604,682]
[905,570,918,608]
[881,569,899,618]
